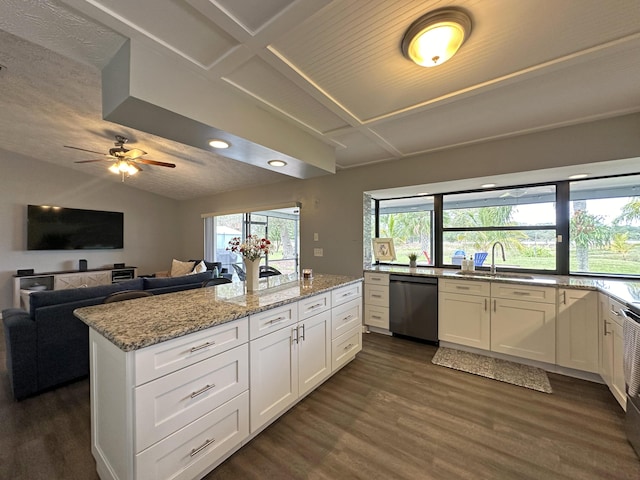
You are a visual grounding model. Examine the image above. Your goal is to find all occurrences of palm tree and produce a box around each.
[570,200,610,271]
[615,197,640,225]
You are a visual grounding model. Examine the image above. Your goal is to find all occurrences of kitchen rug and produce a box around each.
[431,347,552,393]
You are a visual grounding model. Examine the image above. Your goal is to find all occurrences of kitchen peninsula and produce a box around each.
[74,273,363,480]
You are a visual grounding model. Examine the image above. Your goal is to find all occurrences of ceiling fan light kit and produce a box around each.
[65,135,176,181]
[402,7,472,67]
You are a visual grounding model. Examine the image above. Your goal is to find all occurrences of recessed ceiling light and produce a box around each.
[209,139,230,149]
[569,173,589,179]
[402,8,472,67]
[416,192,430,196]
[268,160,287,167]
[481,183,496,188]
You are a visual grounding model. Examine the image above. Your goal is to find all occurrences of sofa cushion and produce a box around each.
[170,259,196,277]
[143,271,212,291]
[29,278,143,314]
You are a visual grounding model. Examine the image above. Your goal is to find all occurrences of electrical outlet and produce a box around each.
[314,248,323,257]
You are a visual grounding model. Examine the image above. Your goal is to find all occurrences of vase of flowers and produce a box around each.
[227,235,271,291]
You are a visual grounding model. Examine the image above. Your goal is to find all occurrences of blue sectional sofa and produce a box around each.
[2,271,213,400]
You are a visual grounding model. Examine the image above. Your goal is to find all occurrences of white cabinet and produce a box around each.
[490,283,556,364]
[364,272,389,330]
[89,318,250,480]
[249,293,333,433]
[491,297,556,363]
[13,267,137,307]
[557,289,599,373]
[439,279,556,364]
[438,279,490,349]
[599,293,627,409]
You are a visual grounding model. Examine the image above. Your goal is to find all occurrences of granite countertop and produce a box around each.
[74,273,362,352]
[365,265,640,312]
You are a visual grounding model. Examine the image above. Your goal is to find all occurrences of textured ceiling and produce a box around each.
[1,0,639,200]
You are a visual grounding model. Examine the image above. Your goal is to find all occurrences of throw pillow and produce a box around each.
[170,259,196,277]
[192,260,207,274]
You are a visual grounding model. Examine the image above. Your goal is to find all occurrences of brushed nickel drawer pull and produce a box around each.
[299,324,305,341]
[484,298,488,311]
[190,438,216,457]
[343,314,353,322]
[190,384,215,398]
[342,292,354,297]
[371,294,382,298]
[456,286,470,290]
[308,302,323,309]
[269,316,286,324]
[292,327,299,345]
[190,341,214,353]
[371,315,381,320]
[512,291,531,296]
[371,277,381,281]
[344,343,354,351]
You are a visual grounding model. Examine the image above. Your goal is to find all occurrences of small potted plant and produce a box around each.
[408,252,418,268]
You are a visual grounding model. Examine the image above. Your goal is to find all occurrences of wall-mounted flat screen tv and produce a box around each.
[27,205,124,250]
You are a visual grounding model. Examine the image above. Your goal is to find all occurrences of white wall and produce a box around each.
[179,113,640,277]
[0,150,182,309]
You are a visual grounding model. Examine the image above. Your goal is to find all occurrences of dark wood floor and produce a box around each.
[1,329,639,479]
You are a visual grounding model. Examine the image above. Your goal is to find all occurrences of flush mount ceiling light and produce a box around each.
[401,7,472,67]
[268,160,287,167]
[209,139,230,149]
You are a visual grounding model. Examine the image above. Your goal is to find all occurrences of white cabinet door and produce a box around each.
[249,326,298,433]
[557,289,598,373]
[298,311,331,397]
[364,304,389,329]
[612,318,627,409]
[599,293,613,388]
[491,298,556,363]
[438,291,490,350]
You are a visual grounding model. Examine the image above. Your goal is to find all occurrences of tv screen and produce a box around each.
[27,205,124,250]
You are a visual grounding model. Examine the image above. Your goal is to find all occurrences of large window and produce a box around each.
[204,207,300,279]
[442,185,557,271]
[569,175,640,275]
[376,196,434,265]
[372,173,640,278]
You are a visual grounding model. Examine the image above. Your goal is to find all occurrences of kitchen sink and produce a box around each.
[455,271,535,280]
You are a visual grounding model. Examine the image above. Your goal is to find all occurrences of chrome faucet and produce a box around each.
[490,241,506,274]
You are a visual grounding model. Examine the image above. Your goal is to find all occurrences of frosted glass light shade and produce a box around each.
[402,8,472,67]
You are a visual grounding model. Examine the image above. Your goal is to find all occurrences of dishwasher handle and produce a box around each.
[389,274,438,285]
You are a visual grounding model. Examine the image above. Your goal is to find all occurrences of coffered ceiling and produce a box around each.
[1,0,639,200]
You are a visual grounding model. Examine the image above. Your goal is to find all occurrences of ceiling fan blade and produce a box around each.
[74,159,113,164]
[125,148,147,159]
[64,145,109,156]
[136,159,176,168]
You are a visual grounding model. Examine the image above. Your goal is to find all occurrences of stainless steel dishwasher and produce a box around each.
[389,275,438,343]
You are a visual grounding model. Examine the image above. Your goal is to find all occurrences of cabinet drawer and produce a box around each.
[364,272,389,286]
[332,298,362,339]
[439,278,490,296]
[606,296,626,326]
[331,281,362,307]
[364,284,389,307]
[364,304,389,329]
[134,318,248,385]
[135,344,249,453]
[298,292,331,320]
[249,303,298,340]
[136,391,249,480]
[491,283,556,303]
[332,325,362,371]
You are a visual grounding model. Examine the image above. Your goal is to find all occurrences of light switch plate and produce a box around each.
[314,233,319,241]
[314,248,323,257]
